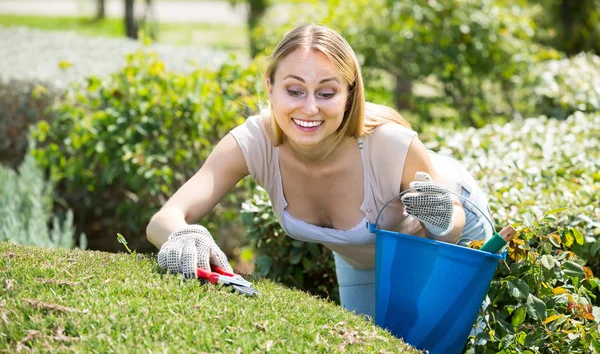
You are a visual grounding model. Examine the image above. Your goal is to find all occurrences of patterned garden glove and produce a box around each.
[401,172,454,237]
[157,225,233,279]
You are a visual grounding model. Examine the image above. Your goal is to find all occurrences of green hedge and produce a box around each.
[0,26,234,168]
[30,49,261,253]
[423,112,600,272]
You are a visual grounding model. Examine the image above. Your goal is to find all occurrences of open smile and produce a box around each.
[291,118,324,129]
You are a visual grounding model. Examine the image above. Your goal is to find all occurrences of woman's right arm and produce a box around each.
[146,133,249,248]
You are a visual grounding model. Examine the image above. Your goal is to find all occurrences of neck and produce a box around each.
[285,135,354,166]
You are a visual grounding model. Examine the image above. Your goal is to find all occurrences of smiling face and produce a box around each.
[266,47,349,149]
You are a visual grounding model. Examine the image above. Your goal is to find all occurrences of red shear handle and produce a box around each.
[196,268,219,284]
[212,266,235,277]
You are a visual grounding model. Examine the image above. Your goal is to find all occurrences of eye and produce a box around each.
[287,89,303,97]
[318,91,335,99]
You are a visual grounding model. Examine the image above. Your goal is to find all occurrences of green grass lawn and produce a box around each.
[0,14,248,52]
[0,242,418,353]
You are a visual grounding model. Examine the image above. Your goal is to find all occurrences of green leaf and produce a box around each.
[511,307,527,327]
[592,340,600,353]
[563,261,585,279]
[523,212,534,227]
[540,255,555,270]
[289,250,303,265]
[516,331,527,345]
[508,279,530,300]
[543,207,568,216]
[570,228,584,245]
[526,294,547,321]
[563,231,574,247]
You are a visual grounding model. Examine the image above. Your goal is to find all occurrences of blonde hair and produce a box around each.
[263,24,411,155]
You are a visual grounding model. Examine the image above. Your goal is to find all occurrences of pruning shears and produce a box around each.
[197,266,260,296]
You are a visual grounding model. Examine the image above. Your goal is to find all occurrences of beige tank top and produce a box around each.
[230,115,424,269]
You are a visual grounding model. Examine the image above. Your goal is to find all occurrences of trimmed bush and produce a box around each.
[0,242,419,353]
[0,26,234,168]
[30,49,261,253]
[0,149,84,249]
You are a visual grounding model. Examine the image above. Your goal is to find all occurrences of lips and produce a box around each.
[291,118,324,128]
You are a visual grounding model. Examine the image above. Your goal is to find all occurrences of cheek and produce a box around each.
[272,91,294,111]
[324,95,348,114]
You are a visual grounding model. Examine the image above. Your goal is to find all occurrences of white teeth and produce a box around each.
[293,118,323,128]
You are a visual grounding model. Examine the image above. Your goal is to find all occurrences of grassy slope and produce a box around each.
[0,242,417,353]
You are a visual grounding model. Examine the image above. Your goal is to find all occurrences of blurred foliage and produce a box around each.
[466,213,600,353]
[0,80,58,169]
[0,147,84,249]
[253,0,562,129]
[530,0,600,56]
[0,26,234,169]
[527,53,600,119]
[241,182,339,302]
[228,0,271,57]
[30,49,261,253]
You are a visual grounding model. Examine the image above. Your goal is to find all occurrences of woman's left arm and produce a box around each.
[401,137,466,243]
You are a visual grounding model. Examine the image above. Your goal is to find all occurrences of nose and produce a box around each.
[300,95,318,116]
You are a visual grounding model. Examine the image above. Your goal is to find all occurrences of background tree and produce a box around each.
[230,0,271,57]
[95,0,105,21]
[124,0,157,40]
[532,0,600,55]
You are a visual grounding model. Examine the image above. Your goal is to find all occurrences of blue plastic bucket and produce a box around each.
[370,192,506,354]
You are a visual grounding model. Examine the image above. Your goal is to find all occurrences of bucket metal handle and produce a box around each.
[372,189,504,252]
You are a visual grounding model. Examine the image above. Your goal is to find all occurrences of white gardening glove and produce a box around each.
[157,225,233,279]
[401,172,454,237]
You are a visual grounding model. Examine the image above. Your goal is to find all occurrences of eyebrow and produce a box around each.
[283,74,340,84]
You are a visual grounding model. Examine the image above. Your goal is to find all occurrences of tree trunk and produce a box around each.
[394,74,413,110]
[248,0,268,57]
[95,0,105,20]
[125,0,138,39]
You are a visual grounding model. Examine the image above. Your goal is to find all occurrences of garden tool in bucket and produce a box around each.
[369,190,507,354]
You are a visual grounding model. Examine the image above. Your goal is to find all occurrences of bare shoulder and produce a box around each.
[368,122,417,148]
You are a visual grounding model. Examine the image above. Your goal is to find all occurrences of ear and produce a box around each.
[266,77,273,97]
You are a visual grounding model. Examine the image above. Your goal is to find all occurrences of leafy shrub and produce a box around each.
[424,112,600,274]
[30,49,261,253]
[241,184,339,302]
[0,80,58,169]
[0,26,235,168]
[0,149,84,249]
[465,213,600,353]
[529,53,600,119]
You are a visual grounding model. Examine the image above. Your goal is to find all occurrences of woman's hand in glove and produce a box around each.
[157,225,233,279]
[401,172,454,237]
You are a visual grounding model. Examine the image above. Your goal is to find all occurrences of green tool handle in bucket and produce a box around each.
[373,189,508,254]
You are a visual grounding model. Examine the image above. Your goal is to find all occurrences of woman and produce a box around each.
[147,24,493,319]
